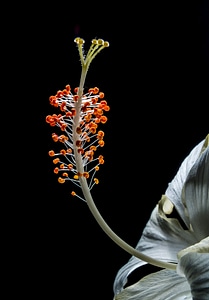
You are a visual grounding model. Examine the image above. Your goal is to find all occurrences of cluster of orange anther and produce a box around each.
[46,84,110,197]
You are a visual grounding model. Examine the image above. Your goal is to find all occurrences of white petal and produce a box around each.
[113,205,197,294]
[178,252,209,299]
[177,237,209,262]
[165,136,208,227]
[113,135,209,295]
[114,269,192,300]
[182,146,209,239]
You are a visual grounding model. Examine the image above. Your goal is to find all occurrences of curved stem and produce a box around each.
[80,176,176,270]
[72,53,177,271]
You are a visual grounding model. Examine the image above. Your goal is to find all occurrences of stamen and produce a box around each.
[46,66,110,199]
[47,37,177,271]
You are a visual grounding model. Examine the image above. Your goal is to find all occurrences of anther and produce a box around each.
[53,158,60,164]
[48,150,55,156]
[54,167,59,174]
[60,149,66,155]
[68,164,73,170]
[99,92,105,98]
[76,140,82,147]
[58,177,65,183]
[83,172,89,178]
[76,127,82,134]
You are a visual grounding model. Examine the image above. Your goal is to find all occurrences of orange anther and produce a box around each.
[78,148,84,154]
[85,114,92,122]
[76,127,82,134]
[100,116,107,123]
[49,95,57,102]
[60,164,65,169]
[88,88,94,94]
[65,84,71,92]
[71,108,76,116]
[98,140,105,147]
[94,108,103,116]
[52,133,59,142]
[99,92,104,98]
[60,149,66,155]
[90,127,96,134]
[59,135,68,142]
[73,95,79,101]
[45,115,52,123]
[71,191,76,196]
[83,101,90,107]
[66,111,73,117]
[98,155,104,164]
[53,158,60,164]
[62,89,68,95]
[60,123,67,131]
[84,150,94,161]
[93,87,99,94]
[74,87,79,93]
[95,118,100,123]
[60,102,66,111]
[74,175,79,180]
[90,145,97,151]
[83,172,89,178]
[104,105,110,111]
[97,130,104,139]
[67,148,72,153]
[56,90,64,98]
[48,150,55,156]
[99,157,104,164]
[100,100,107,105]
[95,166,99,171]
[54,167,59,174]
[49,96,58,107]
[76,140,82,147]
[94,178,99,184]
[82,106,87,113]
[68,164,73,170]
[89,121,97,128]
[91,97,98,104]
[62,172,68,177]
[58,177,65,184]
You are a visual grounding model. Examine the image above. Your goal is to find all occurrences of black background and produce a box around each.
[11,1,208,299]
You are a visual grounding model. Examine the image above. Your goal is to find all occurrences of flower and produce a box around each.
[113,134,209,299]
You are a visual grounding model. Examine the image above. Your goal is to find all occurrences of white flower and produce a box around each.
[113,134,209,299]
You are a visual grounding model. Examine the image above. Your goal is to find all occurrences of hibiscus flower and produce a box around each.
[113,134,209,300]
